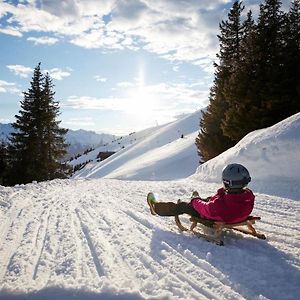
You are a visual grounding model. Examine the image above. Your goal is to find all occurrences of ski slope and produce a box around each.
[1,112,300,299]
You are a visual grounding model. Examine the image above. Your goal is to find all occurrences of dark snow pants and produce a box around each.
[153,201,200,217]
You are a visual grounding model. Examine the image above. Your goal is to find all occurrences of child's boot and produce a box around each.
[147,192,157,215]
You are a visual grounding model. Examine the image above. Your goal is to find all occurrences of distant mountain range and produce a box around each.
[0,123,117,160]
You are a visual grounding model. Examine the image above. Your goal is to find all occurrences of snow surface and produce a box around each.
[72,111,202,180]
[0,112,300,300]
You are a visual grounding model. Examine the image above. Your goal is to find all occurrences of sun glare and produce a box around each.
[126,63,159,120]
[127,86,157,115]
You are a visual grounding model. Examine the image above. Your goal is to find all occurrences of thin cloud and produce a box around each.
[7,65,33,78]
[94,76,107,82]
[7,64,71,81]
[64,81,208,113]
[117,81,134,87]
[63,117,96,128]
[0,27,22,37]
[63,96,126,111]
[46,68,71,80]
[0,80,21,95]
[27,36,59,45]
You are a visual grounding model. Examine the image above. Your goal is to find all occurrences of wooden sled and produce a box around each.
[175,201,266,246]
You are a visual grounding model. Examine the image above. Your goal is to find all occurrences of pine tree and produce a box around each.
[255,0,287,124]
[197,0,300,162]
[196,1,244,161]
[282,0,300,113]
[217,0,245,71]
[221,10,263,142]
[222,0,298,142]
[195,88,234,161]
[0,141,8,185]
[39,74,70,180]
[7,63,69,185]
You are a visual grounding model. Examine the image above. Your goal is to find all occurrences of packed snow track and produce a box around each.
[0,178,299,300]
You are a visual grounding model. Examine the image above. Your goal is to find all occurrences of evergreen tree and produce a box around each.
[254,0,287,124]
[197,0,300,162]
[222,0,299,142]
[282,0,300,113]
[195,87,234,161]
[217,0,245,71]
[196,1,244,161]
[221,10,263,142]
[40,74,70,179]
[7,63,69,185]
[0,141,8,185]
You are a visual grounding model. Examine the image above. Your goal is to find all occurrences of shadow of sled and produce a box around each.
[175,200,266,246]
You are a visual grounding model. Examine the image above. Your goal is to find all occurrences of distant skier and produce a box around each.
[147,163,255,224]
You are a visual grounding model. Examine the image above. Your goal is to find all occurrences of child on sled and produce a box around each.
[147,163,254,224]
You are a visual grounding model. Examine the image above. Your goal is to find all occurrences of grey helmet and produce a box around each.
[222,163,251,189]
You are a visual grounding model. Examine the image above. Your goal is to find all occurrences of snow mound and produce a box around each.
[192,112,300,199]
[73,110,202,180]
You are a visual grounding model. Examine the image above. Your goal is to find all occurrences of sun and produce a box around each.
[127,85,157,115]
[123,61,162,127]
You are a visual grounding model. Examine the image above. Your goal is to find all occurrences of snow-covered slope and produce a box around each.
[192,112,300,199]
[68,125,166,166]
[0,178,299,300]
[1,112,300,300]
[72,110,202,180]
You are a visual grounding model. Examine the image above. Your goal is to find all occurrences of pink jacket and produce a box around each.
[191,187,255,224]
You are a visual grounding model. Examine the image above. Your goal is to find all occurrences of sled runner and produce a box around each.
[175,200,266,246]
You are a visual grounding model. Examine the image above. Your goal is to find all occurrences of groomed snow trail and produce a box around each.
[0,178,299,300]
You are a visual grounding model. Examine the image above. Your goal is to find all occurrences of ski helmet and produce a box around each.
[222,163,251,189]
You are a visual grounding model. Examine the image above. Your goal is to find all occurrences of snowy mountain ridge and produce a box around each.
[0,123,117,159]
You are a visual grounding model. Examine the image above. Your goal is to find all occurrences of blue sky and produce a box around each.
[0,0,291,135]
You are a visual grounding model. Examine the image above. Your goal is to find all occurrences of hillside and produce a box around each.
[192,112,300,200]
[71,110,202,180]
[64,130,116,160]
[0,112,300,300]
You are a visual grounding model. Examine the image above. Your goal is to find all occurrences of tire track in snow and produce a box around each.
[75,208,106,277]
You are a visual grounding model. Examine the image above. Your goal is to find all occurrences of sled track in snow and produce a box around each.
[0,179,300,299]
